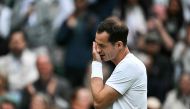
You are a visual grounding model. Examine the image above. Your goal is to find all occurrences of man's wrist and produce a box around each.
[91,61,103,79]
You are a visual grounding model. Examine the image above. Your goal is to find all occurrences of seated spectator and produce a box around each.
[29,93,53,109]
[172,24,190,81]
[21,54,71,109]
[71,87,94,109]
[0,29,39,101]
[145,30,174,102]
[163,73,190,109]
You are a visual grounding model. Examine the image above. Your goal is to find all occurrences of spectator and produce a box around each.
[0,29,38,98]
[172,24,190,81]
[163,73,190,109]
[11,0,75,65]
[56,0,98,88]
[71,87,93,109]
[21,54,71,109]
[147,3,175,57]
[165,0,184,41]
[145,30,174,102]
[29,93,54,109]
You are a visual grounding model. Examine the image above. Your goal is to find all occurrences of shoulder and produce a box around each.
[22,49,37,63]
[0,54,12,64]
[0,54,9,60]
[174,41,186,51]
[115,53,146,75]
[23,49,37,58]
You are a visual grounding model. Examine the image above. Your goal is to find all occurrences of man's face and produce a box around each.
[75,0,87,11]
[36,56,53,81]
[95,32,118,61]
[74,88,92,109]
[30,96,46,109]
[145,43,160,55]
[9,32,26,56]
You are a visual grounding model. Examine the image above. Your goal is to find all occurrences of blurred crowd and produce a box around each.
[0,0,190,109]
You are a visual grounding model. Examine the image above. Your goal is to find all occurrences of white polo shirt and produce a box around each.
[106,53,147,109]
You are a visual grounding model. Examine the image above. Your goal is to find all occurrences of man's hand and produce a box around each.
[67,16,77,28]
[47,78,57,96]
[26,84,36,96]
[92,42,101,62]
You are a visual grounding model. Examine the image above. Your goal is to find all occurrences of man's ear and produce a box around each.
[115,41,124,49]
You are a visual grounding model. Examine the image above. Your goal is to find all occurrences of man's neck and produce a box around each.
[12,49,25,58]
[112,47,129,65]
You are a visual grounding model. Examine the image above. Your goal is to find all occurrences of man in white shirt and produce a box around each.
[0,29,38,91]
[90,17,147,109]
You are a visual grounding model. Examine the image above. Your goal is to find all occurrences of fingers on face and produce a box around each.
[92,42,96,54]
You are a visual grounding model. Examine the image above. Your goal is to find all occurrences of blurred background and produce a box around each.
[0,0,190,109]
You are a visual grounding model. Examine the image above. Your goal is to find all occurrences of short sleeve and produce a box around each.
[105,64,137,95]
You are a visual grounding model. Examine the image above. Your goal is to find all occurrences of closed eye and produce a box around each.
[98,44,105,48]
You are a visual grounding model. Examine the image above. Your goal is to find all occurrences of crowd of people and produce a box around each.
[0,0,189,109]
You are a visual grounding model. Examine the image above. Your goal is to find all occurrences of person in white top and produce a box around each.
[91,17,147,109]
[0,29,39,91]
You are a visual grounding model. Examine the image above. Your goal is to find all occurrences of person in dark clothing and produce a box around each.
[56,0,99,88]
[144,31,174,102]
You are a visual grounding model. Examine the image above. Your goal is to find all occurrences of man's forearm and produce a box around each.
[90,61,105,109]
[91,78,104,100]
[91,78,118,109]
[157,24,174,50]
[91,78,105,109]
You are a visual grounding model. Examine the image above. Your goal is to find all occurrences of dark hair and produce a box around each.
[7,28,27,44]
[96,17,128,46]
